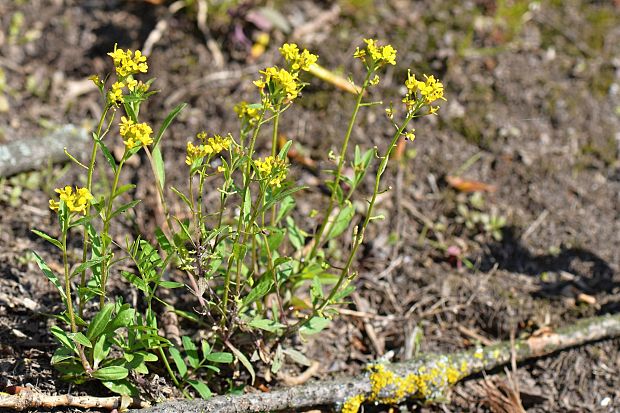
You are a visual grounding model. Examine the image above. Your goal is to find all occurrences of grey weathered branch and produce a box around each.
[0,124,89,177]
[134,312,620,413]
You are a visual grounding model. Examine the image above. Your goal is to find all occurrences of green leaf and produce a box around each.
[201,340,211,357]
[310,276,323,303]
[249,318,285,333]
[101,379,138,396]
[275,195,295,224]
[50,326,77,354]
[277,140,293,159]
[151,145,166,189]
[86,303,114,340]
[205,352,233,364]
[113,183,136,199]
[282,348,311,367]
[68,332,92,348]
[265,228,285,251]
[110,200,141,219]
[226,341,255,384]
[107,306,136,332]
[121,271,147,293]
[241,275,273,307]
[32,229,62,249]
[187,379,212,399]
[299,317,330,337]
[169,347,187,378]
[332,284,356,302]
[92,366,128,380]
[155,228,173,255]
[153,102,187,148]
[71,257,104,278]
[286,216,306,250]
[158,280,184,289]
[182,336,200,369]
[51,347,76,364]
[325,201,355,242]
[271,344,283,374]
[92,335,108,370]
[32,251,66,303]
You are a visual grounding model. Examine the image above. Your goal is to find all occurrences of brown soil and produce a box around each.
[1,0,619,412]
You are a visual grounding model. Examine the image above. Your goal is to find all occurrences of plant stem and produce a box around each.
[79,106,111,317]
[320,113,414,311]
[221,108,266,325]
[269,104,281,225]
[99,157,125,309]
[307,72,371,261]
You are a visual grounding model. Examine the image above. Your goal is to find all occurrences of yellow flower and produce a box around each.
[49,186,93,214]
[279,43,318,71]
[107,81,125,106]
[185,133,232,165]
[254,66,301,102]
[126,78,137,91]
[119,116,153,149]
[107,45,148,78]
[254,156,288,187]
[354,39,397,68]
[403,70,446,113]
[234,101,261,126]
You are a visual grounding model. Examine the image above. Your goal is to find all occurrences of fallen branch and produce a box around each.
[0,391,149,411]
[133,313,620,413]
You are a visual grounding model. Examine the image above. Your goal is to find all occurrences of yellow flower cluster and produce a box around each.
[49,186,94,215]
[107,46,148,78]
[234,101,261,126]
[119,116,153,149]
[107,81,125,106]
[254,156,288,187]
[185,133,232,165]
[354,38,397,68]
[254,67,301,102]
[403,70,446,109]
[279,43,318,71]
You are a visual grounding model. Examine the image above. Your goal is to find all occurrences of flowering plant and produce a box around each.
[33,39,444,398]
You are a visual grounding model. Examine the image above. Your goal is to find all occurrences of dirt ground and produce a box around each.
[1,0,619,412]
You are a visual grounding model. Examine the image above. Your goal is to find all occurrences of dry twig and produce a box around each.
[0,391,149,411]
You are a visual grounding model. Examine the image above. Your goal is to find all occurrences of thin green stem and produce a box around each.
[319,113,415,311]
[221,108,266,325]
[307,71,372,261]
[269,104,281,225]
[79,106,111,317]
[99,157,126,308]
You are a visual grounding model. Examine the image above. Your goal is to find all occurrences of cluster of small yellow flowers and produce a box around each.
[254,67,301,102]
[254,156,288,187]
[354,39,397,68]
[126,78,149,93]
[107,81,125,106]
[119,116,153,149]
[49,186,94,215]
[403,70,446,112]
[234,101,261,126]
[107,46,148,78]
[185,133,232,165]
[279,43,318,72]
